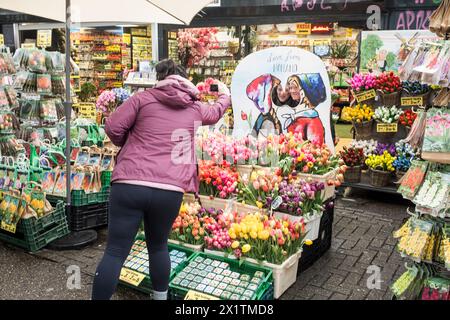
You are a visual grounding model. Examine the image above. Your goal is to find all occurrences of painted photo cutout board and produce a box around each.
[231,47,334,152]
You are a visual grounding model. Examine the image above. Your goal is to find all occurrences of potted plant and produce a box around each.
[348,73,378,106]
[79,82,97,102]
[339,146,365,183]
[331,41,352,67]
[373,106,403,142]
[365,151,396,187]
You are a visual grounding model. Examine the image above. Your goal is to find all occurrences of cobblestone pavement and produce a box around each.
[0,190,409,300]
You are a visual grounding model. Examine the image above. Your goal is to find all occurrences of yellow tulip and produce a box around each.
[305,239,313,246]
[242,244,251,253]
[231,241,240,249]
[256,201,263,209]
[250,231,258,239]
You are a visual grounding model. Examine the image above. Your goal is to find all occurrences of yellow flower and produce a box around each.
[242,244,251,253]
[241,224,248,234]
[307,162,314,168]
[231,241,240,249]
[305,239,313,246]
[228,230,236,239]
[256,201,263,209]
[250,231,258,239]
[243,234,249,240]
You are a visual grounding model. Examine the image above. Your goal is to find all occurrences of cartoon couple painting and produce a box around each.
[246,73,327,145]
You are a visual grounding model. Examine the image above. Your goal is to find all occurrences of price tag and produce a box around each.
[37,30,52,48]
[21,42,36,49]
[0,34,4,46]
[355,89,376,103]
[1,221,16,234]
[184,290,219,300]
[377,123,398,133]
[119,268,146,287]
[346,28,353,38]
[122,34,131,46]
[271,196,283,211]
[268,34,279,39]
[401,97,423,106]
[296,23,311,35]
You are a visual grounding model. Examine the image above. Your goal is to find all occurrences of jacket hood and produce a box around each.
[151,75,200,109]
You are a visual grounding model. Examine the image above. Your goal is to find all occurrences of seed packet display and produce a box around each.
[27,50,47,73]
[40,100,58,123]
[75,148,90,166]
[70,171,84,191]
[4,165,16,190]
[81,170,94,193]
[0,192,24,231]
[13,71,28,91]
[0,89,8,106]
[37,74,52,94]
[51,75,65,95]
[22,183,46,218]
[14,168,29,190]
[19,99,40,125]
[88,147,102,167]
[398,160,429,200]
[0,165,6,189]
[22,73,37,93]
[4,86,19,110]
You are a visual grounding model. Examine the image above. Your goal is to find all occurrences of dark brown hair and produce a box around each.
[155,59,188,81]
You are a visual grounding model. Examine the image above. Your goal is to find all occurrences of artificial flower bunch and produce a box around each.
[373,106,403,124]
[393,141,417,172]
[170,202,206,245]
[349,139,378,157]
[375,142,397,156]
[399,109,417,127]
[228,213,305,264]
[365,151,396,172]
[348,73,377,92]
[348,104,375,123]
[112,88,131,105]
[198,160,239,199]
[277,178,325,218]
[375,72,402,94]
[402,81,430,96]
[339,146,365,167]
[237,169,282,209]
[178,28,218,68]
[96,88,131,113]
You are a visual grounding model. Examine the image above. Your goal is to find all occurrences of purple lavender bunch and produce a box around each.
[375,142,396,156]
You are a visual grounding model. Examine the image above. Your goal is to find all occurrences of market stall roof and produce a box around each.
[0,0,214,25]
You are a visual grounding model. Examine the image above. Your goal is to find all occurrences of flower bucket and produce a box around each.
[244,249,302,299]
[352,120,373,140]
[374,121,397,143]
[304,212,323,241]
[295,168,338,201]
[401,90,430,107]
[198,195,232,211]
[379,91,400,107]
[203,248,237,260]
[233,201,268,215]
[235,164,253,178]
[252,165,273,175]
[344,165,362,183]
[369,168,392,187]
[168,239,203,252]
[183,193,197,204]
[273,212,303,224]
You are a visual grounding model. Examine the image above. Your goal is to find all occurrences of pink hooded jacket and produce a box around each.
[105,75,231,193]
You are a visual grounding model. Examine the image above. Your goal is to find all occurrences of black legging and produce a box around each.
[91,183,183,300]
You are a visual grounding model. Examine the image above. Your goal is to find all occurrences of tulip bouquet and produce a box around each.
[339,146,365,167]
[375,142,397,156]
[277,178,325,218]
[348,73,377,92]
[170,202,206,245]
[373,106,403,124]
[393,141,417,172]
[365,151,396,172]
[399,110,418,127]
[256,134,283,167]
[203,208,236,252]
[349,139,378,157]
[196,77,219,102]
[375,72,402,94]
[228,213,306,264]
[293,142,340,175]
[199,160,239,199]
[237,169,282,209]
[348,104,375,123]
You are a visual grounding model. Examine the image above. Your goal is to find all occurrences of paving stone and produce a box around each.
[370,238,385,248]
[330,293,348,300]
[302,285,333,298]
[358,250,378,265]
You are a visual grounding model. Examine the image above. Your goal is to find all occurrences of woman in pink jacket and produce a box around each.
[92,60,231,300]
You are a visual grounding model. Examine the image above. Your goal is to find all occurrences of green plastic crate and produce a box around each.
[101,171,112,188]
[0,201,69,252]
[47,187,110,207]
[168,252,274,300]
[118,235,196,295]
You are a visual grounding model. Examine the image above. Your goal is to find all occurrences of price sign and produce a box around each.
[346,28,353,38]
[184,290,219,300]
[268,34,279,39]
[377,123,398,133]
[119,268,146,287]
[296,23,311,35]
[21,42,36,49]
[0,34,4,46]
[37,30,52,48]
[77,103,97,120]
[401,96,423,106]
[313,39,331,46]
[355,89,376,103]
[1,221,16,234]
[122,33,131,46]
[132,28,147,36]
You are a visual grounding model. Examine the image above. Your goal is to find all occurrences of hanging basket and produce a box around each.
[343,166,362,183]
[352,120,373,140]
[369,168,392,187]
[379,91,401,107]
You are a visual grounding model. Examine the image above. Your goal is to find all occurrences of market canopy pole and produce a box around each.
[65,0,71,206]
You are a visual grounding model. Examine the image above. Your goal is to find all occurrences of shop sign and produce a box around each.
[1,221,16,234]
[184,290,219,300]
[37,30,52,48]
[377,123,398,133]
[0,34,4,46]
[355,89,376,103]
[119,268,146,287]
[401,96,423,106]
[311,24,333,35]
[296,23,311,35]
